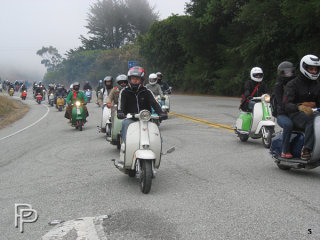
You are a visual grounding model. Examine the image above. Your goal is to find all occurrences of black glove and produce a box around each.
[117,112,126,119]
[247,96,253,100]
[159,113,168,120]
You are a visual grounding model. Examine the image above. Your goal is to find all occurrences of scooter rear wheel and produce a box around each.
[140,160,152,194]
[239,134,249,142]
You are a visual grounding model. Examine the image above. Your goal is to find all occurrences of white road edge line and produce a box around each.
[0,101,50,141]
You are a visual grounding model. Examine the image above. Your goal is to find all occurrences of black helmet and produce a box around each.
[85,81,89,85]
[73,82,80,91]
[127,66,145,91]
[277,61,295,78]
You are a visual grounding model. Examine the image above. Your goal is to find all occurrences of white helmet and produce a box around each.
[250,67,263,82]
[300,54,320,80]
[149,73,157,85]
[116,74,128,89]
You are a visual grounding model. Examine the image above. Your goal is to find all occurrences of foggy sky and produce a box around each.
[0,0,188,82]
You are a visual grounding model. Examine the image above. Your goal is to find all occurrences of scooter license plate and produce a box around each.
[77,108,81,115]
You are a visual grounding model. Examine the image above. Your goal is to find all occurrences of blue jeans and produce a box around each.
[277,115,293,153]
[121,119,135,143]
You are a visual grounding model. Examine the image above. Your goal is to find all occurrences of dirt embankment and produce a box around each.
[0,95,29,130]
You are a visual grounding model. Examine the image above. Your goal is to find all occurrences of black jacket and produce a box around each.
[158,80,171,94]
[118,86,164,117]
[83,83,92,90]
[244,80,267,98]
[273,76,294,116]
[283,74,320,114]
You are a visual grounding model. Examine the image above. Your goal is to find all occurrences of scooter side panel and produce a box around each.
[147,122,162,168]
[125,122,140,168]
[254,120,275,135]
[251,102,263,135]
[101,107,111,127]
[236,112,251,131]
[111,109,123,141]
[311,115,320,161]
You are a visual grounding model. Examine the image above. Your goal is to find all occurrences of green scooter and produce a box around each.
[71,101,86,131]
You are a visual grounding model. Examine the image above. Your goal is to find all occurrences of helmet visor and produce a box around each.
[282,68,295,77]
[253,73,263,78]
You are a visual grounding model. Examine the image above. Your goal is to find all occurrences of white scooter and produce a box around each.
[112,110,174,194]
[161,87,172,113]
[99,104,112,138]
[235,94,276,148]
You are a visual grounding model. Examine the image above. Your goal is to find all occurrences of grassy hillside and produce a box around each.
[0,95,29,129]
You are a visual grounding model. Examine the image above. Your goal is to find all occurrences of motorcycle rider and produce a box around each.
[20,82,27,92]
[243,67,267,112]
[65,82,89,121]
[95,80,104,99]
[283,54,320,160]
[98,76,113,106]
[146,73,163,97]
[83,81,93,91]
[118,67,167,142]
[156,72,171,94]
[54,84,68,104]
[48,84,55,94]
[273,61,295,159]
[106,75,128,108]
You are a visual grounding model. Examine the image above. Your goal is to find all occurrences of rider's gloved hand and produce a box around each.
[298,105,313,116]
[159,112,168,120]
[117,112,126,119]
[247,96,253,100]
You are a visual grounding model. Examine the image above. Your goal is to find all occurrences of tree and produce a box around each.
[36,46,63,72]
[81,0,158,50]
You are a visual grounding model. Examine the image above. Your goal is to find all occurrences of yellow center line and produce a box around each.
[169,112,235,132]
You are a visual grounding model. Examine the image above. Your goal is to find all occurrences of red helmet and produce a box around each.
[127,66,145,91]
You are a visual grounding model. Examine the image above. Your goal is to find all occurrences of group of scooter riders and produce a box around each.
[242,54,320,161]
[64,68,170,135]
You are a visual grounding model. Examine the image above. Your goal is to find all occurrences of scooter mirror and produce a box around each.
[166,147,175,154]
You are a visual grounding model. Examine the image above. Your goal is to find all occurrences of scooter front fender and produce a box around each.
[254,120,275,135]
[132,150,156,169]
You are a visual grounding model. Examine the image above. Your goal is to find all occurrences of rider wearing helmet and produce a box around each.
[156,72,171,94]
[95,79,104,98]
[65,82,89,121]
[106,74,128,108]
[83,80,92,91]
[146,73,163,97]
[283,54,320,160]
[118,66,167,142]
[243,67,267,111]
[98,76,113,105]
[273,61,296,159]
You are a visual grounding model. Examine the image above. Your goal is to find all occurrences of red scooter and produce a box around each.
[21,90,27,100]
[36,93,43,104]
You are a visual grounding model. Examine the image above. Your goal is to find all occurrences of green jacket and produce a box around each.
[66,90,88,105]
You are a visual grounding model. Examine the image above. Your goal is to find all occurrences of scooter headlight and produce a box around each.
[75,101,81,107]
[140,110,151,121]
[264,94,271,103]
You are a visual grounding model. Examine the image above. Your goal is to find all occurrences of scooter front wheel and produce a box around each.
[140,160,152,194]
[262,126,274,148]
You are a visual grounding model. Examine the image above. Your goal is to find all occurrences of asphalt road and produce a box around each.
[0,91,319,240]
